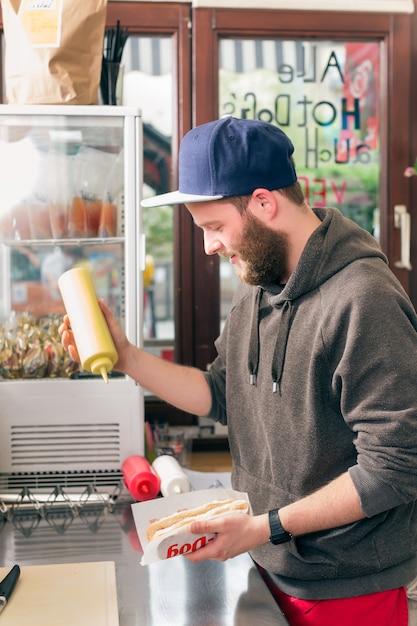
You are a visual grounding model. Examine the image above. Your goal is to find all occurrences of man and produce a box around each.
[60,117,417,625]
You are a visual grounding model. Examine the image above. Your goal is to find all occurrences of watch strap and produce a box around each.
[268,509,292,545]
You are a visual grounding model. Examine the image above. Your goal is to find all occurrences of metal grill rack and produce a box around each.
[0,480,129,526]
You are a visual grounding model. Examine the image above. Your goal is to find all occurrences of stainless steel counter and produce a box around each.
[0,501,289,626]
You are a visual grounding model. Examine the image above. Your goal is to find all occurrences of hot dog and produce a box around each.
[146,498,249,542]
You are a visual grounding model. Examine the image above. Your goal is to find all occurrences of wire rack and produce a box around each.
[0,481,128,526]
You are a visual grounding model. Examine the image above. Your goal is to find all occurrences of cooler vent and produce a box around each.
[0,469,123,492]
[9,423,121,467]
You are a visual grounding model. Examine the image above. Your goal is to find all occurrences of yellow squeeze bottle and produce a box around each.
[58,267,118,383]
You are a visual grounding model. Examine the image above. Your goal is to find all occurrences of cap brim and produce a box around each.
[141,190,223,208]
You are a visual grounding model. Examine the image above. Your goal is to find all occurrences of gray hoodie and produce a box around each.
[204,207,417,599]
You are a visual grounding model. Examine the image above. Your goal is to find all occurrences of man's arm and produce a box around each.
[59,299,213,417]
[186,471,366,563]
[122,347,212,416]
[278,471,365,536]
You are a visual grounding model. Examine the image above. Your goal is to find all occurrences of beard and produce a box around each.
[228,212,289,286]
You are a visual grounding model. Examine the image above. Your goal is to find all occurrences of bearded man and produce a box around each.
[60,117,417,626]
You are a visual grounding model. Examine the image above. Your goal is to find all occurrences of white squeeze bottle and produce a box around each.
[152,455,192,497]
[58,266,118,383]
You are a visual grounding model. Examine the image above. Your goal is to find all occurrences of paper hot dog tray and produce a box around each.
[131,488,251,565]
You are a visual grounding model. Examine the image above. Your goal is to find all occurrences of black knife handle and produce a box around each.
[0,565,20,599]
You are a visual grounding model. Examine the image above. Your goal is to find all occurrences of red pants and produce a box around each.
[259,568,409,626]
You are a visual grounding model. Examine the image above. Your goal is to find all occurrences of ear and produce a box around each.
[250,188,278,222]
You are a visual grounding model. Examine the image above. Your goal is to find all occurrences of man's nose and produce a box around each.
[204,232,222,256]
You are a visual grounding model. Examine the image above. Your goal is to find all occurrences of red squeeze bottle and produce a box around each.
[122,455,161,501]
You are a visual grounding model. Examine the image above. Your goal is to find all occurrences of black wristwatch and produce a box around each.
[268,509,292,545]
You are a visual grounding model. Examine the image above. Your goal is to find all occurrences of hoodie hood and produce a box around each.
[269,207,387,304]
[247,207,387,392]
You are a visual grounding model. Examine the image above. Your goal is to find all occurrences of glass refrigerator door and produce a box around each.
[0,105,144,495]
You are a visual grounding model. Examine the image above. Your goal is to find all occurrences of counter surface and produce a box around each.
[0,500,289,626]
[189,450,233,473]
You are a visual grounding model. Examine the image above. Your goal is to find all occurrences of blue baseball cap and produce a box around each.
[141,117,297,207]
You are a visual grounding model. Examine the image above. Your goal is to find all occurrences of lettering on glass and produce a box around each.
[220,41,380,231]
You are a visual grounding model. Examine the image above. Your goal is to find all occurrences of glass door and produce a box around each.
[193,8,414,327]
[0,107,134,378]
[218,39,383,323]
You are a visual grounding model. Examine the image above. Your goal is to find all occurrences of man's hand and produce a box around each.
[185,512,269,563]
[58,299,130,373]
[59,313,80,363]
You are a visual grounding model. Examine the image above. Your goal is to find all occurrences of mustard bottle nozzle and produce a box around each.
[90,356,113,383]
[100,366,109,384]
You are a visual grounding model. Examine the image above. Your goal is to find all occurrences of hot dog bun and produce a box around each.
[146,498,249,542]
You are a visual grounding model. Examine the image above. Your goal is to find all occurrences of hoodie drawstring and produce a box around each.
[247,288,294,394]
[247,288,262,385]
[271,300,293,393]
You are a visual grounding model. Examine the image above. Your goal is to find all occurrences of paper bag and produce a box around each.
[1,0,107,104]
[132,488,250,566]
